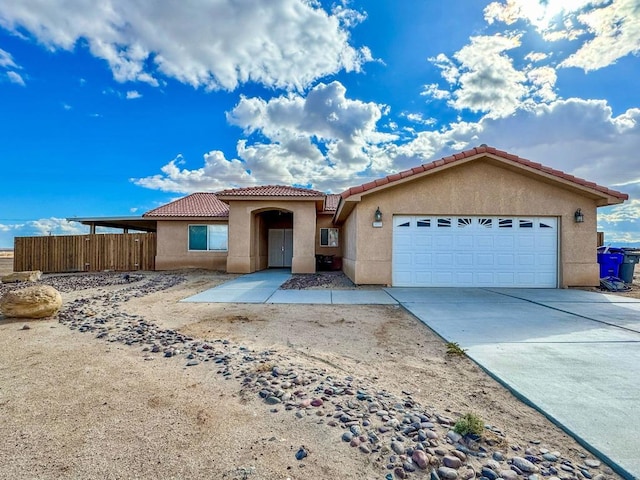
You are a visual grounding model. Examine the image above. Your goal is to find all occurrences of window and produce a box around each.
[458,218,472,228]
[519,219,533,228]
[189,224,228,251]
[320,228,339,247]
[437,218,451,228]
[417,219,431,227]
[499,218,513,228]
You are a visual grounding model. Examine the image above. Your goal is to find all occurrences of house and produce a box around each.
[77,146,629,287]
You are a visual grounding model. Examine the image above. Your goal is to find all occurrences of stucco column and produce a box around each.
[292,203,316,274]
[226,204,253,273]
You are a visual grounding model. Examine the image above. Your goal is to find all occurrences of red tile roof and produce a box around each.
[323,194,341,212]
[340,145,629,200]
[216,185,325,197]
[143,193,229,217]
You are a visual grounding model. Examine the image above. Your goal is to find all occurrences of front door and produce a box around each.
[268,229,293,267]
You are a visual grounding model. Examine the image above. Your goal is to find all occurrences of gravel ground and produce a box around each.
[0,268,628,479]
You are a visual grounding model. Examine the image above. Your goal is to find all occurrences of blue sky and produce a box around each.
[1,0,639,248]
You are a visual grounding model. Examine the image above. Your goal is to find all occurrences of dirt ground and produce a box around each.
[0,264,630,479]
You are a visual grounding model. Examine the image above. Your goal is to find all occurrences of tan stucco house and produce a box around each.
[80,146,629,288]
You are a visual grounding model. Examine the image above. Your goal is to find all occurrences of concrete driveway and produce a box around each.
[384,287,640,480]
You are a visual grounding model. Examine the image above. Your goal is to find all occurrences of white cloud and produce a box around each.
[0,0,371,91]
[432,35,532,117]
[126,90,142,99]
[0,47,17,68]
[6,70,25,86]
[29,218,88,236]
[134,81,397,193]
[484,0,640,71]
[525,52,549,63]
[403,113,437,126]
[133,151,256,193]
[560,0,640,71]
[526,66,558,102]
[420,83,450,100]
[0,218,89,247]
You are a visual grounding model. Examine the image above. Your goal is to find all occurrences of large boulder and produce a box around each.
[1,270,42,284]
[0,285,62,319]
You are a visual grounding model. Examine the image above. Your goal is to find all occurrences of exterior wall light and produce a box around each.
[574,208,584,223]
[374,207,382,222]
[373,207,383,228]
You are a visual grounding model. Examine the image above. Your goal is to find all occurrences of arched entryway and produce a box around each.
[257,209,294,268]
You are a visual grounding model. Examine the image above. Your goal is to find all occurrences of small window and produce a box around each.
[320,228,339,247]
[539,221,553,229]
[417,219,431,227]
[189,224,228,251]
[397,221,410,227]
[478,218,493,228]
[499,218,513,228]
[437,218,451,228]
[519,219,533,228]
[458,218,472,228]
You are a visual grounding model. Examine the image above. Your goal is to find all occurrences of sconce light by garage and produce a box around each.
[373,207,383,227]
[574,208,584,223]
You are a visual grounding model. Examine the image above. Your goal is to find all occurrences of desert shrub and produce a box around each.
[454,413,484,436]
[446,342,467,356]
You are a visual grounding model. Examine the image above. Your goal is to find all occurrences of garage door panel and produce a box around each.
[536,253,556,266]
[475,272,495,285]
[414,253,432,266]
[456,272,473,284]
[537,236,557,248]
[456,235,474,248]
[497,254,515,266]
[475,236,495,248]
[517,254,535,266]
[495,236,515,248]
[476,253,494,266]
[414,236,432,248]
[393,215,557,287]
[434,236,453,248]
[434,253,454,265]
[415,271,432,283]
[455,253,474,266]
[517,235,535,248]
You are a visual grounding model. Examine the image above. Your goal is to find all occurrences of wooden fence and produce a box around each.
[14,233,156,273]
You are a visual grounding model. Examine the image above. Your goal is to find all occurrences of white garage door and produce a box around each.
[392,216,558,287]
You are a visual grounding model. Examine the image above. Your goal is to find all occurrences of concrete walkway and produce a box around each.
[182,270,397,305]
[384,287,640,480]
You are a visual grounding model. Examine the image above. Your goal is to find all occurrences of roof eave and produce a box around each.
[339,152,628,206]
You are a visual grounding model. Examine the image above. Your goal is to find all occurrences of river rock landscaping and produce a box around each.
[0,271,621,480]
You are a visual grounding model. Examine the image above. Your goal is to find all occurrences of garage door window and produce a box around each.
[437,218,451,228]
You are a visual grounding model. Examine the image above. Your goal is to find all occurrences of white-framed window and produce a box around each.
[188,224,228,251]
[320,228,339,247]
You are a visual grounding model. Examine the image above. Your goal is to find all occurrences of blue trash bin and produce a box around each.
[597,247,624,278]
